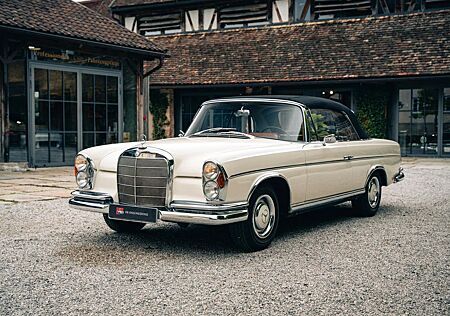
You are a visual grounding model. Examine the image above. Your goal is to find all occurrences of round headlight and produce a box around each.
[76,171,90,189]
[203,180,219,200]
[75,154,88,172]
[203,162,219,180]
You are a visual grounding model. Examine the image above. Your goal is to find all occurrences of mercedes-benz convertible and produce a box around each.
[69,96,404,251]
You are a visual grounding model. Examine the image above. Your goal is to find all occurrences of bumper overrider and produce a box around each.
[393,167,405,183]
[69,190,248,225]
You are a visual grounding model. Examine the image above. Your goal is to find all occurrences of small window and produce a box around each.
[310,108,359,141]
[138,12,182,35]
[219,3,270,29]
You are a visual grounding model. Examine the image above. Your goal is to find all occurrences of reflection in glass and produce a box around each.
[65,133,78,162]
[96,133,107,146]
[35,101,49,131]
[49,132,64,163]
[82,103,95,131]
[34,132,49,164]
[34,68,48,100]
[64,72,77,101]
[49,70,63,100]
[82,74,94,102]
[107,76,118,103]
[108,104,118,132]
[95,103,107,131]
[83,133,95,149]
[65,102,77,131]
[95,75,106,103]
[107,133,118,144]
[50,101,63,131]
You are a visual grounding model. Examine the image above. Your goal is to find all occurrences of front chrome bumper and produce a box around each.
[69,190,248,226]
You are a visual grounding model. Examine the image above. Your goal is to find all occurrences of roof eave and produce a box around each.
[110,0,215,14]
[0,24,169,59]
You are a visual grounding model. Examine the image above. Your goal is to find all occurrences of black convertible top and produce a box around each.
[211,95,369,139]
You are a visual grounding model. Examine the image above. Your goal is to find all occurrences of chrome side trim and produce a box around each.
[290,189,365,214]
[228,155,399,179]
[229,164,304,179]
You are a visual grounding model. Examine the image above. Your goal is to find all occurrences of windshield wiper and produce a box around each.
[190,127,251,138]
[191,127,237,135]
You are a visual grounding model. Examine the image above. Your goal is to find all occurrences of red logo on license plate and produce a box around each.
[116,207,125,215]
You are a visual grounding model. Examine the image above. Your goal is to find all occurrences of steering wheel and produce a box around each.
[261,126,286,134]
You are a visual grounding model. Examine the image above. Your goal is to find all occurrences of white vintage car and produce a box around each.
[69,96,404,251]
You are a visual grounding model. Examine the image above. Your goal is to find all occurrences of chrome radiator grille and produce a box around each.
[117,153,169,206]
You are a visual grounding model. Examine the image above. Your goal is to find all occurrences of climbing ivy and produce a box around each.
[355,90,388,139]
[149,90,169,140]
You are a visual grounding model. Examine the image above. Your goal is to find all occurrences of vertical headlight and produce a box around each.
[202,161,227,201]
[74,154,94,189]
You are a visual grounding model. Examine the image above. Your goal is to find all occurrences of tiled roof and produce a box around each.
[81,0,113,18]
[148,10,450,86]
[111,0,174,8]
[0,0,166,55]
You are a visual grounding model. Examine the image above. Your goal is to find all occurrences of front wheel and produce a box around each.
[352,173,382,217]
[229,186,279,252]
[103,214,146,233]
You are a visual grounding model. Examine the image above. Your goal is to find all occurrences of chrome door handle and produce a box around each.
[343,155,354,160]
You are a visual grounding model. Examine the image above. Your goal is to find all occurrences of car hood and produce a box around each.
[81,136,298,177]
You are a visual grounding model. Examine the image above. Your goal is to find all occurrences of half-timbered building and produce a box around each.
[110,0,449,157]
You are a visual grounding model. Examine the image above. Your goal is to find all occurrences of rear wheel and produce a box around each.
[352,173,382,217]
[103,214,146,233]
[229,186,279,252]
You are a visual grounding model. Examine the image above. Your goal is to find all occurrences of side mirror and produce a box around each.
[178,130,185,137]
[323,134,337,145]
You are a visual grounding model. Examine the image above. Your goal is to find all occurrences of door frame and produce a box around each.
[28,61,123,166]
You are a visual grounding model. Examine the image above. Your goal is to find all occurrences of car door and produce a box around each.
[303,108,356,202]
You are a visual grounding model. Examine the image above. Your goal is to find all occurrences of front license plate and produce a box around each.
[109,204,158,223]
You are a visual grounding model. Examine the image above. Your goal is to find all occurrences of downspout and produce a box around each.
[143,57,164,139]
[143,56,164,78]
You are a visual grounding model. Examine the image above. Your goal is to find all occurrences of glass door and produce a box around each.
[31,64,122,166]
[82,74,119,149]
[33,68,78,165]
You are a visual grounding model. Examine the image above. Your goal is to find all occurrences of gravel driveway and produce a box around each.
[0,161,449,315]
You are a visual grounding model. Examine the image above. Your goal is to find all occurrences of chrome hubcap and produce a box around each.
[252,194,276,239]
[367,177,380,208]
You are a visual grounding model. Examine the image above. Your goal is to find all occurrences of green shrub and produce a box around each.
[355,90,388,139]
[149,90,169,140]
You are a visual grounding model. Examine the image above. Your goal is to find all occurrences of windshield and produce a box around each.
[185,101,305,142]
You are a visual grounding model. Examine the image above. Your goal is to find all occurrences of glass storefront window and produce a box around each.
[7,60,27,162]
[399,89,439,156]
[443,88,450,156]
